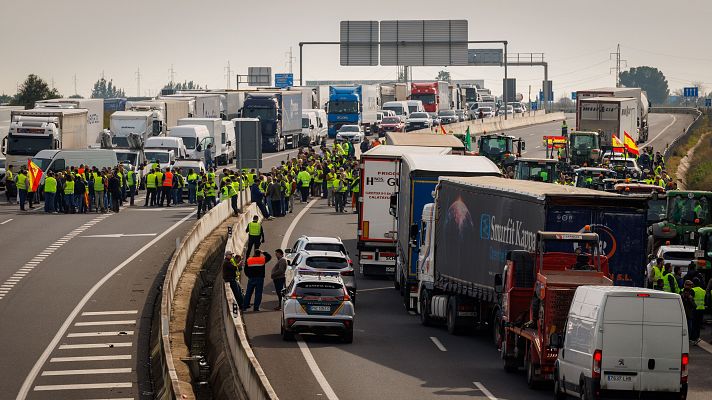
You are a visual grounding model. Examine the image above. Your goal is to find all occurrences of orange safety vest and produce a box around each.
[163,171,173,187]
[246,256,266,267]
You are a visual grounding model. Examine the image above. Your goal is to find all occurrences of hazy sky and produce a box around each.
[1,0,710,100]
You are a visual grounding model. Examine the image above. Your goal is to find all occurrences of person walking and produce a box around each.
[108,171,122,213]
[222,251,244,308]
[43,171,57,213]
[242,249,272,312]
[271,249,288,310]
[245,215,264,257]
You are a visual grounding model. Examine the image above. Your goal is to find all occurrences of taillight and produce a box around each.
[287,318,296,326]
[290,292,301,300]
[592,350,602,379]
[698,259,707,267]
[341,289,352,302]
[340,270,354,276]
[681,353,689,384]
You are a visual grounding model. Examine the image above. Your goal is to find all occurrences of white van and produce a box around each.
[553,286,688,400]
[220,120,235,165]
[304,108,327,145]
[382,101,410,122]
[169,125,212,161]
[144,136,187,160]
[301,111,318,146]
[32,149,117,174]
[406,100,425,114]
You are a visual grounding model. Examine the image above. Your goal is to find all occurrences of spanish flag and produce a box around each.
[440,124,447,135]
[623,131,640,156]
[612,134,625,154]
[27,159,43,192]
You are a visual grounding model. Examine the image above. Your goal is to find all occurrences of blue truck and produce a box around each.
[413,176,649,336]
[392,154,501,310]
[241,91,302,152]
[326,85,379,137]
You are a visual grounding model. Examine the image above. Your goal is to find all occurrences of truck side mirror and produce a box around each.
[521,141,526,151]
[494,274,503,294]
[196,144,202,152]
[226,141,232,147]
[389,194,398,217]
[409,224,418,240]
[549,333,564,348]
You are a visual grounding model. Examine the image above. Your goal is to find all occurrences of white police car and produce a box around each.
[280,270,355,343]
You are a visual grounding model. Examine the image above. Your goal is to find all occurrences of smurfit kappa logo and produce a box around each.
[480,213,492,240]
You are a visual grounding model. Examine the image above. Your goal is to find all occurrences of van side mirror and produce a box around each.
[494,274,503,294]
[196,145,202,152]
[549,333,564,348]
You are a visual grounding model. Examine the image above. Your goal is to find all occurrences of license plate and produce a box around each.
[310,305,331,312]
[383,256,396,261]
[385,266,395,273]
[606,374,632,382]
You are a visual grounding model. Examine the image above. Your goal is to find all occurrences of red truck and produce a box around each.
[498,229,613,388]
[410,81,450,116]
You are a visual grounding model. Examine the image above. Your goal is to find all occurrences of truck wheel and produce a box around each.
[492,311,503,347]
[526,358,540,389]
[419,290,433,326]
[501,340,518,373]
[403,283,412,311]
[446,297,464,335]
[393,276,401,291]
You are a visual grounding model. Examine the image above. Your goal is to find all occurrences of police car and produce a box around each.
[280,270,355,343]
[286,250,357,303]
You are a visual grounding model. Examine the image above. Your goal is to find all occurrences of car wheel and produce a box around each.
[281,322,294,341]
[341,328,353,344]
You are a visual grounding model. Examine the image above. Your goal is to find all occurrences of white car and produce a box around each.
[647,245,697,277]
[335,125,364,144]
[607,156,642,178]
[406,112,433,131]
[285,236,350,262]
[286,250,357,302]
[553,286,688,400]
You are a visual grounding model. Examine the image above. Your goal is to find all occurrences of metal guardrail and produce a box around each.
[663,109,704,160]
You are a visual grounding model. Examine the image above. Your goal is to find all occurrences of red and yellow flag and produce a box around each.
[543,135,567,149]
[440,124,447,135]
[612,134,625,154]
[623,131,639,156]
[27,159,43,192]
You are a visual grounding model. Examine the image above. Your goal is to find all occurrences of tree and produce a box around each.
[0,93,12,104]
[91,77,125,99]
[556,96,574,109]
[162,80,204,91]
[619,66,669,104]
[435,70,451,82]
[68,94,84,99]
[11,74,61,108]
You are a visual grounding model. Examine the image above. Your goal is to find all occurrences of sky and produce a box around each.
[1,0,711,100]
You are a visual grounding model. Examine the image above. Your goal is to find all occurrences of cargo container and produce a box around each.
[576,87,649,142]
[160,93,221,119]
[110,110,160,148]
[577,97,638,149]
[358,145,452,277]
[384,132,467,154]
[35,98,104,145]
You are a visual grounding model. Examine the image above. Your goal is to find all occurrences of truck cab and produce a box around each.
[327,86,362,138]
[476,133,525,167]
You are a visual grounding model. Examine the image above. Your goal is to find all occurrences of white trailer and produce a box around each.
[578,97,638,149]
[35,98,104,145]
[357,145,452,276]
[161,94,221,119]
[177,117,231,164]
[110,110,158,148]
[576,87,650,142]
[125,100,190,134]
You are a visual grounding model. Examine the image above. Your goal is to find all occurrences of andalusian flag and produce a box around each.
[611,134,625,154]
[623,131,640,156]
[27,159,43,192]
[465,127,472,151]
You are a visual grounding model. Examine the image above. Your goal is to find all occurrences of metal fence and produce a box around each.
[663,109,704,159]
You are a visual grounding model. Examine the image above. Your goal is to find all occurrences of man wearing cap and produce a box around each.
[222,251,243,308]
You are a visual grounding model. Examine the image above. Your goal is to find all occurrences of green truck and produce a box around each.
[648,190,712,252]
[476,133,524,167]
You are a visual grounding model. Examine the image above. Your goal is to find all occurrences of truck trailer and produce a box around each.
[125,99,190,134]
[394,154,501,309]
[576,87,650,142]
[577,97,638,149]
[35,98,104,145]
[326,85,380,137]
[241,91,302,152]
[410,81,450,117]
[358,145,452,277]
[415,176,648,338]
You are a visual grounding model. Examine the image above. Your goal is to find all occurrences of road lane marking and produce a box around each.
[358,286,392,292]
[41,368,132,376]
[430,336,447,352]
[17,210,196,400]
[34,382,132,391]
[643,114,677,147]
[74,320,136,327]
[50,355,131,362]
[81,233,157,238]
[297,338,339,400]
[59,342,132,350]
[1,218,13,225]
[67,331,134,338]
[82,310,138,316]
[473,382,498,400]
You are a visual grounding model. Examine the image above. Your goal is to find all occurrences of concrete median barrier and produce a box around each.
[412,110,566,136]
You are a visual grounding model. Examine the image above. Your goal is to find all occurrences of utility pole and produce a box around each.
[610,44,627,88]
[136,67,141,97]
[169,64,176,84]
[285,47,296,74]
[73,74,78,96]
[225,61,232,89]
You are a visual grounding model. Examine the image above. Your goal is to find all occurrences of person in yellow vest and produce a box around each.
[326,169,336,207]
[16,168,29,211]
[64,174,75,214]
[661,263,679,294]
[5,165,16,204]
[350,171,360,213]
[204,175,217,212]
[333,173,349,213]
[648,257,664,289]
[296,168,311,203]
[127,169,136,206]
[93,170,106,212]
[690,278,706,344]
[43,171,57,213]
[187,169,198,204]
[196,175,207,219]
[155,168,164,205]
[245,215,265,258]
[144,169,157,207]
[161,167,173,207]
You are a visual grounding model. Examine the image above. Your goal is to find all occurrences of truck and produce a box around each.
[326,85,380,137]
[35,98,104,145]
[384,132,467,154]
[462,84,480,108]
[410,81,450,117]
[576,87,650,142]
[358,145,452,277]
[649,190,712,252]
[2,108,88,171]
[0,106,24,145]
[414,176,648,339]
[110,110,161,148]
[577,97,638,150]
[476,133,525,167]
[125,99,190,134]
[177,117,232,163]
[160,93,221,119]
[393,154,501,309]
[379,83,410,103]
[499,231,612,387]
[241,91,302,152]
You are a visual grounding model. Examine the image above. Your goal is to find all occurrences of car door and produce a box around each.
[639,296,684,392]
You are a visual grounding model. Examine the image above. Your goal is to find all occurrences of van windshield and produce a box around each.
[383,105,404,115]
[145,151,170,163]
[302,117,310,128]
[179,137,197,149]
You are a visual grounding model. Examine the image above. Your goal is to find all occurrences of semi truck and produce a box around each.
[393,154,501,310]
[241,91,302,152]
[576,87,650,142]
[35,98,104,145]
[110,110,161,148]
[125,99,190,134]
[410,81,450,117]
[177,117,233,164]
[358,145,452,277]
[2,108,88,170]
[462,84,480,107]
[414,176,648,338]
[160,93,221,119]
[577,97,638,150]
[326,85,380,137]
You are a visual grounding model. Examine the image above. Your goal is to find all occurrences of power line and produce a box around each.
[623,44,712,63]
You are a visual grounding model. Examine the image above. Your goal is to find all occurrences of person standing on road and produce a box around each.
[691,278,706,345]
[127,168,136,206]
[245,215,264,257]
[75,174,87,214]
[187,169,198,204]
[5,165,16,204]
[108,171,122,213]
[662,263,679,293]
[267,177,282,217]
[144,169,156,207]
[94,170,106,212]
[271,249,287,310]
[63,174,75,214]
[242,249,272,312]
[681,280,696,343]
[222,251,244,308]
[161,167,173,207]
[204,144,213,170]
[196,175,206,219]
[297,168,311,203]
[15,168,28,210]
[43,171,57,213]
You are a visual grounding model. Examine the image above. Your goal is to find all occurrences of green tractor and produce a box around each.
[476,133,524,167]
[566,131,602,167]
[514,158,558,183]
[695,227,712,277]
[648,190,712,253]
